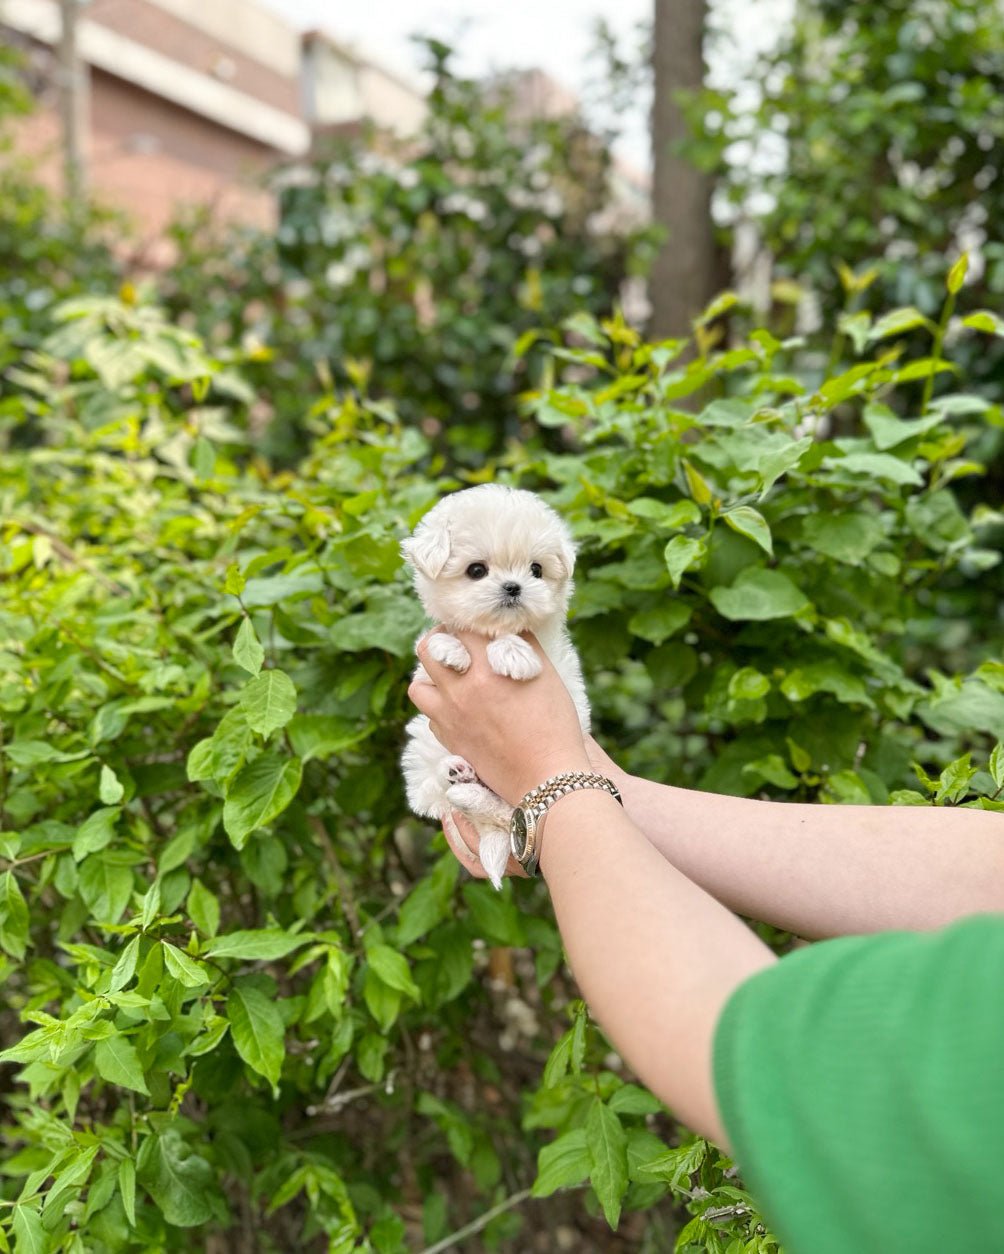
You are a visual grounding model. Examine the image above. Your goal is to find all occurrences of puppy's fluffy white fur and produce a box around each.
[401,485,589,887]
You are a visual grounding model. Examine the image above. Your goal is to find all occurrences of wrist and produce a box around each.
[509,771,623,877]
[511,754,593,807]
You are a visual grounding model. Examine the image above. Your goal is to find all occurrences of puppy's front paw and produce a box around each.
[487,635,541,681]
[425,632,471,673]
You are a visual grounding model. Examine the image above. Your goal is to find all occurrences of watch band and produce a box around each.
[510,770,623,876]
[520,770,622,812]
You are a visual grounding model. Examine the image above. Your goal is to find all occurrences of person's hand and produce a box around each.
[409,628,591,806]
[441,810,529,880]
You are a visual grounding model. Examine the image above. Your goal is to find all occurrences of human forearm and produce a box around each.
[538,789,774,1145]
[590,744,1004,938]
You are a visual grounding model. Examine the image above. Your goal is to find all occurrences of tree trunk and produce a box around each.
[57,0,89,205]
[650,0,722,339]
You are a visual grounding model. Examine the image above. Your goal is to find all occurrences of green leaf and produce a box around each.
[962,310,1004,336]
[329,601,427,657]
[240,670,297,737]
[227,982,285,1087]
[139,879,161,929]
[365,944,420,1001]
[627,601,691,645]
[357,1032,389,1083]
[119,1158,136,1227]
[801,511,884,564]
[187,880,221,937]
[627,498,701,530]
[935,753,977,806]
[743,754,799,790]
[905,490,970,553]
[94,1035,150,1095]
[78,857,133,922]
[0,871,29,961]
[162,943,210,988]
[781,661,872,707]
[823,450,924,487]
[137,1129,215,1227]
[3,740,80,768]
[756,436,812,497]
[921,681,1004,738]
[286,714,373,761]
[709,567,810,621]
[72,807,121,861]
[12,1206,48,1254]
[722,506,772,555]
[222,754,302,849]
[363,970,402,1032]
[532,1129,591,1198]
[541,1029,573,1089]
[862,403,944,451]
[947,253,969,295]
[99,765,125,805]
[682,459,713,506]
[462,882,525,946]
[396,859,457,946]
[185,739,215,783]
[586,1099,628,1230]
[728,667,770,701]
[108,935,141,993]
[609,1084,663,1116]
[233,617,265,676]
[201,928,310,961]
[663,535,705,590]
[989,744,1004,791]
[865,307,935,341]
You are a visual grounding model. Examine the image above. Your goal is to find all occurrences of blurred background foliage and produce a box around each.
[1,2,1002,1251]
[159,41,658,464]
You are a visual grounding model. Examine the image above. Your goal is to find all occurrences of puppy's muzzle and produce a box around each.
[500,581,522,606]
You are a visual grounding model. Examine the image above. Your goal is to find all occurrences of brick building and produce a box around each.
[0,0,425,248]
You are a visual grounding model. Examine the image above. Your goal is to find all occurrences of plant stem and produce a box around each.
[921,290,956,414]
[417,1188,534,1254]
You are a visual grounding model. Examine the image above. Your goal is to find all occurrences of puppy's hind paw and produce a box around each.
[439,755,477,787]
[478,829,511,890]
[425,632,471,673]
[487,634,542,681]
[446,782,512,829]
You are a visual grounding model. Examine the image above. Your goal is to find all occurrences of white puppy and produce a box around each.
[401,485,590,887]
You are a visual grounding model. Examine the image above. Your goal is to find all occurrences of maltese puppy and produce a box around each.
[401,485,590,887]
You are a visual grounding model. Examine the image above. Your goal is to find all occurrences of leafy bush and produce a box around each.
[0,49,120,385]
[690,0,1004,408]
[0,274,1001,1253]
[161,43,655,464]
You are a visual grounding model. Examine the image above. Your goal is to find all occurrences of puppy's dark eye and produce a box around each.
[466,562,488,580]
[530,562,543,579]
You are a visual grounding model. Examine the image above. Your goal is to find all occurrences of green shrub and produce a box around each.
[161,42,656,464]
[0,276,1001,1252]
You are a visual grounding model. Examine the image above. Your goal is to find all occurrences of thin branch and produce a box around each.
[417,1188,533,1254]
[307,816,362,939]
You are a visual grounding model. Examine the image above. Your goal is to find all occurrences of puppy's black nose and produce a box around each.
[503,581,522,597]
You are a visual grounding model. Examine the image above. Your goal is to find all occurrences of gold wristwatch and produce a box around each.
[509,770,622,876]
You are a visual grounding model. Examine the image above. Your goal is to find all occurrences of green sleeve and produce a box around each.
[712,913,1004,1254]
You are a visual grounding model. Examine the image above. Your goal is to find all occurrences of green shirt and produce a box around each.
[713,913,1004,1254]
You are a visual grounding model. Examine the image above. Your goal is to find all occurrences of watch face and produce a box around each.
[510,809,528,860]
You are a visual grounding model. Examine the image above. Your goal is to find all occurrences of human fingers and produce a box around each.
[443,812,529,881]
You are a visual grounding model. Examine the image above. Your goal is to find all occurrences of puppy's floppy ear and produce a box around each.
[554,533,577,579]
[401,520,451,578]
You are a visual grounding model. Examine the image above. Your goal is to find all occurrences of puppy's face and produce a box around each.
[402,486,575,635]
